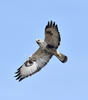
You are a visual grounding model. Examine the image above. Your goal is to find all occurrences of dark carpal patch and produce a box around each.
[24,59,33,67]
[46,44,55,49]
[46,30,53,35]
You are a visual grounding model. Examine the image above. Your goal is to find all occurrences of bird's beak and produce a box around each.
[36,39,39,44]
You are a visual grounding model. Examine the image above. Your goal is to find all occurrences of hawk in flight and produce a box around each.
[15,21,67,81]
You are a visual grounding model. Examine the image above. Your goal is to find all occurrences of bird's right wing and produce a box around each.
[45,21,61,49]
[15,48,52,81]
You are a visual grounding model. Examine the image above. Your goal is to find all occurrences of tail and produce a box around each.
[55,51,67,63]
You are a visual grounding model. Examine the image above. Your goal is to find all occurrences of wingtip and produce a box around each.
[45,20,58,30]
[50,20,52,26]
[15,70,19,74]
[19,78,23,82]
[53,22,55,27]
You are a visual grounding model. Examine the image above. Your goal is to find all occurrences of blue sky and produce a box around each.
[0,0,88,100]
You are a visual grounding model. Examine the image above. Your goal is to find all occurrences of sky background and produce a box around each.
[0,0,88,100]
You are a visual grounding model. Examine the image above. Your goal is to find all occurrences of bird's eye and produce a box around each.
[38,40,40,41]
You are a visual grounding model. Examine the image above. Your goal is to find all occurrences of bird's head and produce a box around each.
[36,39,47,48]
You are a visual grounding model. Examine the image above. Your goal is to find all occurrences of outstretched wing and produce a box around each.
[45,21,61,49]
[15,48,52,81]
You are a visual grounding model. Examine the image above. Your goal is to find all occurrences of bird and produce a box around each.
[15,21,67,81]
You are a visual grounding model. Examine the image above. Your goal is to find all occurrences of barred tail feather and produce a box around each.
[55,51,67,63]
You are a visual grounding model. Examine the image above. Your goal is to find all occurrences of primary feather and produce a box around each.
[15,48,52,81]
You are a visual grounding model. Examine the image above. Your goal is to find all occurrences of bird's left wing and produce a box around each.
[15,48,52,81]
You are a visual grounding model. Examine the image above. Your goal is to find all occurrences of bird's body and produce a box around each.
[15,21,67,81]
